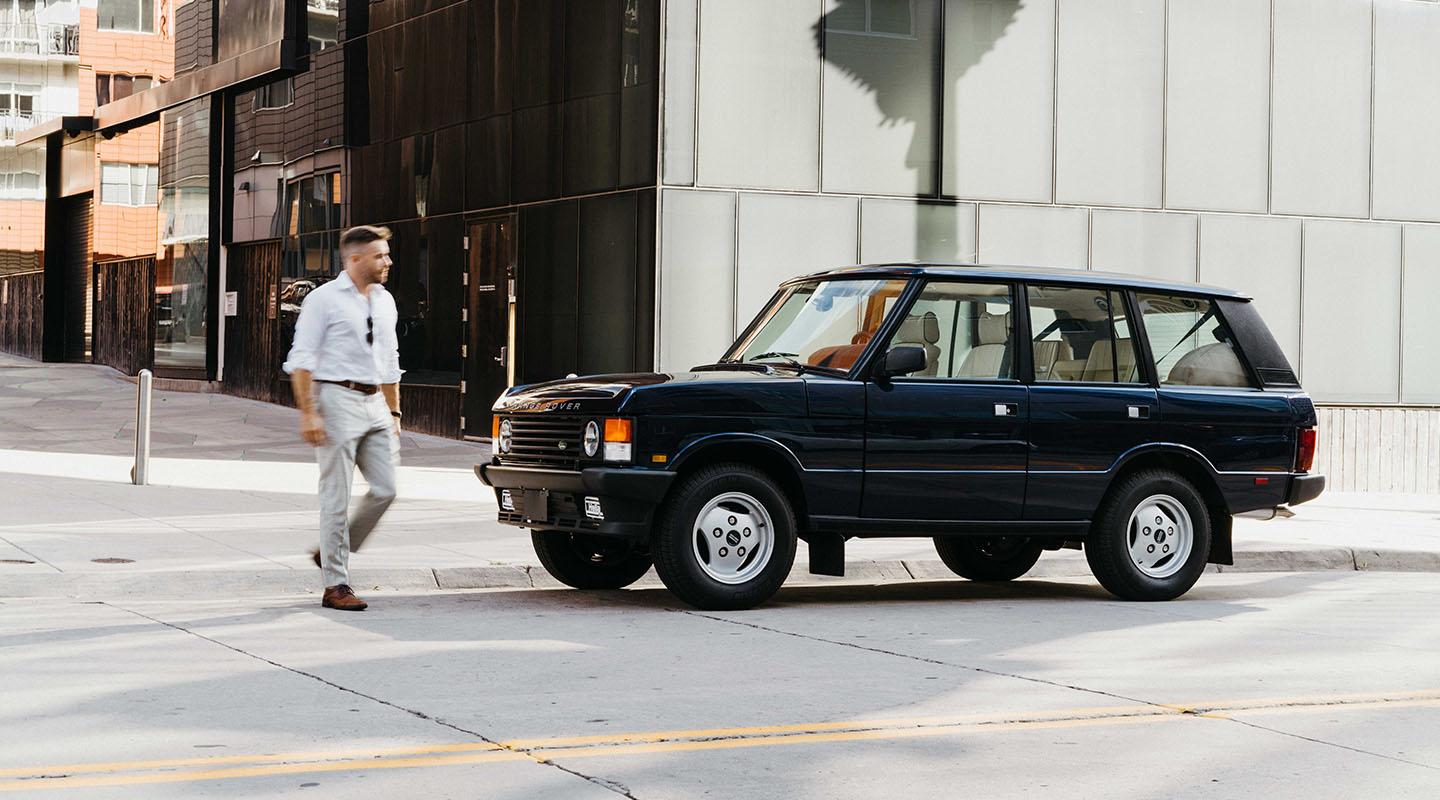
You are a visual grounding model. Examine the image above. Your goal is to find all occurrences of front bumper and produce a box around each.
[476,464,676,539]
[1287,473,1326,506]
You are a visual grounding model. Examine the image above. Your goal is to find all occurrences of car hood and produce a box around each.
[492,369,811,417]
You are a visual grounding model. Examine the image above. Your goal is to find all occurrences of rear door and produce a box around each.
[862,280,1029,521]
[1024,284,1158,521]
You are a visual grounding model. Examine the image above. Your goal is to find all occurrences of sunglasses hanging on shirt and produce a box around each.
[366,316,374,345]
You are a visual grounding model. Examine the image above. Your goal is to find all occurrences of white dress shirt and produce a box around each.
[283,271,403,385]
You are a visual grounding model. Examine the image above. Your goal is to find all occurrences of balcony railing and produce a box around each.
[0,23,81,58]
[0,110,62,144]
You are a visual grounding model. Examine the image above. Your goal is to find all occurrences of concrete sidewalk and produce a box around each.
[2,353,1438,599]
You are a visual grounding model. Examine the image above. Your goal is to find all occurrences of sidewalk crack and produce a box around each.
[1220,716,1439,772]
[0,533,64,573]
[99,602,639,798]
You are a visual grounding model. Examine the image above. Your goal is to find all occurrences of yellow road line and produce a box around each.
[3,689,1436,793]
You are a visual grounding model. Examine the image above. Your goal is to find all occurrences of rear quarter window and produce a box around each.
[1214,299,1299,388]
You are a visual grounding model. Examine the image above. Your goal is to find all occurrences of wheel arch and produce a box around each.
[666,435,810,526]
[1106,446,1234,566]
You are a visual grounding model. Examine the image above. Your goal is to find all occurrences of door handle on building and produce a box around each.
[494,346,506,365]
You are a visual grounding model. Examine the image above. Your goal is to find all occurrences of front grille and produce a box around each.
[499,415,587,470]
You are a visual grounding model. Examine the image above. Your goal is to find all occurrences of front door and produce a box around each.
[462,216,517,439]
[862,281,1029,521]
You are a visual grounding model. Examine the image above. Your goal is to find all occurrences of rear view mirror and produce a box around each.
[878,345,927,378]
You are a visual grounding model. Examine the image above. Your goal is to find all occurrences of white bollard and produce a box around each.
[131,369,152,486]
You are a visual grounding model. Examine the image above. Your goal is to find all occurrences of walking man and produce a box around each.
[283,225,403,611]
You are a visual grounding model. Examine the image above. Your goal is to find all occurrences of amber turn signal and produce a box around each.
[604,418,633,443]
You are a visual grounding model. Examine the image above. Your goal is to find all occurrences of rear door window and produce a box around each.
[1135,293,1253,388]
[1027,284,1142,384]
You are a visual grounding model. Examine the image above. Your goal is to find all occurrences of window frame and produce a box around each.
[96,0,154,33]
[878,278,1025,385]
[1020,282,1152,388]
[1128,289,1263,392]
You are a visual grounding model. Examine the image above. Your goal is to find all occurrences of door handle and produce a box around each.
[494,346,507,365]
[994,403,1019,417]
[1127,405,1151,419]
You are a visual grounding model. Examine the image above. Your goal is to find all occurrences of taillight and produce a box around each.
[1295,427,1317,473]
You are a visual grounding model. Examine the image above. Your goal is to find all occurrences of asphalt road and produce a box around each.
[3,572,1439,799]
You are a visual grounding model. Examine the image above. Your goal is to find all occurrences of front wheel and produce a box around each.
[652,464,797,610]
[531,531,653,590]
[1085,470,1212,601]
[933,536,1043,581]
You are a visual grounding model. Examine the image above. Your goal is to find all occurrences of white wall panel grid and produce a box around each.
[977,203,1089,269]
[1372,1,1440,223]
[1090,210,1197,283]
[860,199,977,264]
[662,0,699,186]
[1300,220,1402,404]
[1401,225,1440,403]
[1054,0,1166,208]
[1271,0,1373,219]
[695,0,822,191]
[1164,0,1270,213]
[1198,214,1303,371]
[659,190,738,372]
[944,0,1056,203]
[735,192,859,333]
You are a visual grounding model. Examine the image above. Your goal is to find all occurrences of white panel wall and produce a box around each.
[977,204,1088,269]
[1373,2,1440,223]
[1091,211,1197,283]
[1165,0,1270,213]
[1402,225,1440,403]
[661,0,698,186]
[735,193,858,333]
[1301,221,1402,404]
[944,0,1054,202]
[659,190,737,372]
[822,0,940,195]
[1198,215,1303,371]
[1271,0,1372,218]
[695,0,821,191]
[859,199,977,263]
[1054,0,1165,208]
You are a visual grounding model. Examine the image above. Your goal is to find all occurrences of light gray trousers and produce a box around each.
[314,382,398,588]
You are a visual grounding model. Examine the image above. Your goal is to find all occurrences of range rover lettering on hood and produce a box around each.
[509,399,585,413]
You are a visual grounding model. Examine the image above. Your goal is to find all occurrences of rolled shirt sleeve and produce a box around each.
[282,291,324,375]
[379,291,404,385]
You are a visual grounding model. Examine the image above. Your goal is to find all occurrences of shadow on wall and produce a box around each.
[816,0,1022,261]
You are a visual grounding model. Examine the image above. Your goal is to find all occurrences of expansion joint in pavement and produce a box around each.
[99,601,642,799]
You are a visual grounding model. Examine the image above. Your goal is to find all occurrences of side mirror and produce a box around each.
[878,345,927,378]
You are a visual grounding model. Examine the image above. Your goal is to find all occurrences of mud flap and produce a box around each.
[808,532,845,577]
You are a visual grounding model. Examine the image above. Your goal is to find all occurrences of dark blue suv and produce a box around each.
[478,265,1325,610]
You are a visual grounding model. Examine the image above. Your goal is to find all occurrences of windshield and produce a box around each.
[726,278,910,371]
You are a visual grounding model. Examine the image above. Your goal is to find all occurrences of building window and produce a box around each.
[254,78,293,111]
[307,0,337,51]
[100,162,159,206]
[95,73,152,107]
[97,0,154,33]
[825,0,915,38]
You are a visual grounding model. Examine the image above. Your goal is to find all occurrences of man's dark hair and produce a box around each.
[340,225,392,258]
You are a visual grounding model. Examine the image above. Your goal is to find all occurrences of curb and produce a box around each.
[2,546,1437,599]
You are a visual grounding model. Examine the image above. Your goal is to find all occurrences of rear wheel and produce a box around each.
[531,531,653,590]
[652,464,797,610]
[933,536,1043,581]
[1085,469,1212,601]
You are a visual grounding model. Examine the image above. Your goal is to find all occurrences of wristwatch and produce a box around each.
[390,410,403,419]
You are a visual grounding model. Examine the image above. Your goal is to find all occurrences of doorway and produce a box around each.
[463,215,517,439]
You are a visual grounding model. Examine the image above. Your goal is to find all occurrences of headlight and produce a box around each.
[498,419,512,454]
[583,420,600,457]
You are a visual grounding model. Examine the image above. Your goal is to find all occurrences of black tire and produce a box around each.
[652,463,797,610]
[933,536,1044,581]
[531,531,653,590]
[1085,469,1212,601]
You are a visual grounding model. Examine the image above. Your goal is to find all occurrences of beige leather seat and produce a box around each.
[1031,338,1073,381]
[955,311,1011,379]
[1167,342,1249,387]
[893,312,942,376]
[1081,339,1138,383]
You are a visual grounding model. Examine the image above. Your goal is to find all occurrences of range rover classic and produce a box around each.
[476,265,1325,611]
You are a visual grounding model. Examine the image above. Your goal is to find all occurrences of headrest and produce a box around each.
[978,311,1010,345]
[897,311,940,345]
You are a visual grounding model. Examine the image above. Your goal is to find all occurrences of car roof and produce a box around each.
[786,262,1251,300]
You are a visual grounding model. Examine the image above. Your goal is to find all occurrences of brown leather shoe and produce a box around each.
[310,548,321,568]
[322,584,368,611]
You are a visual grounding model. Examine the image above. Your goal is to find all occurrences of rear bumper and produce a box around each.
[1287,473,1326,507]
[475,464,676,539]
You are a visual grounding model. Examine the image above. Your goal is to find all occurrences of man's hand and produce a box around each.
[300,410,327,446]
[392,417,402,439]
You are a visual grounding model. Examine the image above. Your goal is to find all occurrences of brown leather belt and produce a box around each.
[317,379,380,395]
